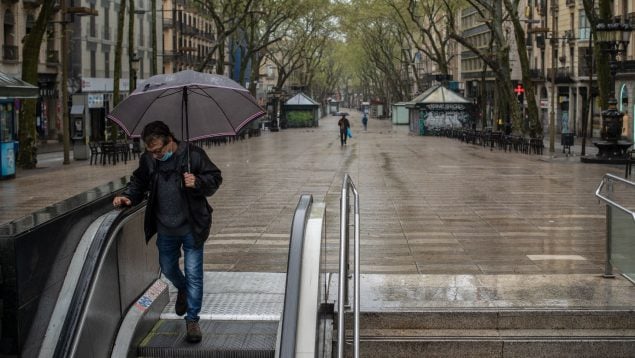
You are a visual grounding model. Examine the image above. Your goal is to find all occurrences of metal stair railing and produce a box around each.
[595,173,635,283]
[338,174,360,358]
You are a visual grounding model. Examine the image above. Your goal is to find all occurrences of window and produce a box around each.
[104,51,110,78]
[138,14,144,46]
[3,10,16,60]
[90,50,96,77]
[26,14,34,35]
[104,6,110,39]
[46,23,56,63]
[90,5,96,37]
[578,10,590,40]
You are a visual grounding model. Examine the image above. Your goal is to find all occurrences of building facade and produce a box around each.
[0,0,61,141]
[457,0,635,142]
[161,0,216,74]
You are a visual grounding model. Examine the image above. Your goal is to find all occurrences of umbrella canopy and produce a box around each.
[107,70,265,141]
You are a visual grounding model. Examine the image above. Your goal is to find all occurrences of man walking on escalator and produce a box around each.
[112,121,222,343]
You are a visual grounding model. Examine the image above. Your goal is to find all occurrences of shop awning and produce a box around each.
[0,71,38,98]
[70,105,84,115]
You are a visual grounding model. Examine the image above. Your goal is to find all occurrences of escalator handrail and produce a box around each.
[338,174,360,358]
[278,194,313,358]
[52,203,147,358]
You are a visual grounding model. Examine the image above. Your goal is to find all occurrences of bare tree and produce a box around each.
[237,0,301,94]
[267,11,332,91]
[386,0,456,90]
[502,0,542,137]
[443,0,522,133]
[192,0,255,75]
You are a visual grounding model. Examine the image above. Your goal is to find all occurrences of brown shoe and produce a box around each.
[186,320,202,343]
[175,290,187,316]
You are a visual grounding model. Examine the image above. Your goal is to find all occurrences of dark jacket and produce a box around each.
[338,118,350,132]
[121,142,222,247]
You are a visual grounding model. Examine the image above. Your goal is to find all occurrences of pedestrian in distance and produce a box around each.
[362,114,368,131]
[338,114,351,146]
[112,121,222,344]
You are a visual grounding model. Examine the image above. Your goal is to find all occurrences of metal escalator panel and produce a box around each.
[137,319,277,358]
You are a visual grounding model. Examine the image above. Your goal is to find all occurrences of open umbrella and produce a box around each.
[107,70,265,169]
[108,70,265,140]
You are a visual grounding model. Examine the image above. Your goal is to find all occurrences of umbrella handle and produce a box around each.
[182,86,191,172]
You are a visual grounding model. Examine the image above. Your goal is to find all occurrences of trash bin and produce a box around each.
[561,133,574,154]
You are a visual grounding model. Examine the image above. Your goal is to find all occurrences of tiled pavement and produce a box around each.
[0,111,627,275]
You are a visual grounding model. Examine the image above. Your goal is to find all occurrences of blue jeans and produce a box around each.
[156,232,203,322]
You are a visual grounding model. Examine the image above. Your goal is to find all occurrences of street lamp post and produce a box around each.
[59,2,98,164]
[548,6,558,154]
[588,20,632,160]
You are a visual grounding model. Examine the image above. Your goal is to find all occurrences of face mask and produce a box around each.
[158,150,173,162]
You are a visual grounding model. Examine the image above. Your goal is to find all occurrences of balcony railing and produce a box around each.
[529,69,545,81]
[163,17,173,28]
[547,67,574,83]
[3,45,18,61]
[621,60,635,73]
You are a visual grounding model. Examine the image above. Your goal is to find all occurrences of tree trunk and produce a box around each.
[151,0,157,75]
[111,0,127,140]
[506,3,541,136]
[17,2,56,169]
[128,0,135,89]
[216,41,226,75]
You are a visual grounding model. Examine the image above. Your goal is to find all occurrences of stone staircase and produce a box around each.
[340,309,635,357]
[331,274,635,357]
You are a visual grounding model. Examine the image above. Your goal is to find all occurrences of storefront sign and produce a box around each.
[82,77,129,92]
[88,94,104,108]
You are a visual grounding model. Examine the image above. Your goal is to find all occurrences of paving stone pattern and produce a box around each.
[0,111,626,275]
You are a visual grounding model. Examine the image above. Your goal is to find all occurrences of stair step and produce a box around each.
[353,328,635,339]
[344,338,635,358]
[343,309,635,330]
[339,329,635,358]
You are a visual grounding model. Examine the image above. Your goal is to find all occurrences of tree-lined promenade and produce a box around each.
[14,0,625,169]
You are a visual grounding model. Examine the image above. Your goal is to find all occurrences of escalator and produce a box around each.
[35,194,331,358]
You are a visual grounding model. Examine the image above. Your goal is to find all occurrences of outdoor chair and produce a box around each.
[100,141,117,165]
[115,141,129,164]
[529,137,544,155]
[88,142,102,165]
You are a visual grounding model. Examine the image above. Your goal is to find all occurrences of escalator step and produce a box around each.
[137,319,277,358]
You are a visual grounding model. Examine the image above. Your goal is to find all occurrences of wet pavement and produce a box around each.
[0,111,628,276]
